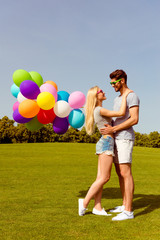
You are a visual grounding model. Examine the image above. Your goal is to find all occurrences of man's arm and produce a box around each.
[100,106,139,135]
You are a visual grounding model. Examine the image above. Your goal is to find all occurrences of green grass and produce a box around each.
[0,143,159,240]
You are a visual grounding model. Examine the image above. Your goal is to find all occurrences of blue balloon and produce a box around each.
[68,109,85,129]
[57,91,70,102]
[11,84,20,98]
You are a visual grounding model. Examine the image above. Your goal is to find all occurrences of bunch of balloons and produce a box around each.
[11,69,86,134]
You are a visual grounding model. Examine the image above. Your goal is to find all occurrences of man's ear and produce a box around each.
[121,78,125,84]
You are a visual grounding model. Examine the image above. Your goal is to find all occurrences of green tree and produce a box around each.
[1,116,160,148]
[148,131,160,148]
[0,116,16,143]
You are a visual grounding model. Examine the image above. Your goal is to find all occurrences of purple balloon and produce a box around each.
[13,108,33,123]
[20,80,40,99]
[53,117,69,134]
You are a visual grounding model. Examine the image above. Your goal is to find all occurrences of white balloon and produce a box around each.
[17,92,28,103]
[54,100,71,118]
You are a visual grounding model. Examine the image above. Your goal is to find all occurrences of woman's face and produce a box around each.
[97,88,106,101]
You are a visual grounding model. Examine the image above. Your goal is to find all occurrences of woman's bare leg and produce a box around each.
[83,154,112,208]
[94,157,103,211]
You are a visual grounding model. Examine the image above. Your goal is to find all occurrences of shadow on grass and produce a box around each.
[78,187,160,217]
[133,194,160,217]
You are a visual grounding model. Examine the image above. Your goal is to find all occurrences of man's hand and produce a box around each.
[100,124,114,135]
[100,106,139,135]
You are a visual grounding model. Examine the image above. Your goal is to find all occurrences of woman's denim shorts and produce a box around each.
[96,136,114,156]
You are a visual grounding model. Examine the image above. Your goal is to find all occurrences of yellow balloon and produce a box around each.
[37,92,55,110]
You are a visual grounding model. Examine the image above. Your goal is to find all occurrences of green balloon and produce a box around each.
[29,71,43,87]
[25,116,43,131]
[13,69,33,87]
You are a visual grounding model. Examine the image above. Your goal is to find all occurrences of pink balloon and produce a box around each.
[68,91,86,109]
[13,101,20,111]
[40,83,57,102]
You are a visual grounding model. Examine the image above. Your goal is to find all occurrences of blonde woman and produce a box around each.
[78,86,132,216]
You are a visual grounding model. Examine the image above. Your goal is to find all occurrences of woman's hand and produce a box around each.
[123,89,133,97]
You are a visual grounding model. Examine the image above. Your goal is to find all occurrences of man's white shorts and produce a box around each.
[114,139,134,164]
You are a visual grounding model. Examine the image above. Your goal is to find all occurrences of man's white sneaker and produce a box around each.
[109,205,125,213]
[112,210,134,221]
[78,199,87,216]
[92,208,112,216]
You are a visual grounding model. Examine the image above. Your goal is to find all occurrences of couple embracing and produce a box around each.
[78,69,140,221]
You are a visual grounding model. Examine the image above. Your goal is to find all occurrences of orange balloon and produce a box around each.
[45,81,58,91]
[19,99,40,118]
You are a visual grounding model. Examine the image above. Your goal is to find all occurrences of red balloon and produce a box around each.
[37,108,56,124]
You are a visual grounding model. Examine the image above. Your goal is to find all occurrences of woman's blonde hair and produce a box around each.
[85,86,99,135]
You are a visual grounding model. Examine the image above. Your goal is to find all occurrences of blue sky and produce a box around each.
[0,0,160,134]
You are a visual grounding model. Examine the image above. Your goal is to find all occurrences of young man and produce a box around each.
[100,69,140,221]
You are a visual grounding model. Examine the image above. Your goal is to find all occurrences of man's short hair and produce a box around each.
[110,69,127,84]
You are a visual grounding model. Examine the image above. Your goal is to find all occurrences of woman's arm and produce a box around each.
[100,106,139,135]
[100,89,133,118]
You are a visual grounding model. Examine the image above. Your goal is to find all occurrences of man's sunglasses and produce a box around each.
[110,78,122,85]
[97,89,103,94]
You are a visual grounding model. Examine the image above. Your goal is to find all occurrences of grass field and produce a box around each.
[0,143,159,240]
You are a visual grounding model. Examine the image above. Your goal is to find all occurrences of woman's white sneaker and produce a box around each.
[112,210,134,221]
[92,208,112,216]
[109,205,125,213]
[78,199,87,216]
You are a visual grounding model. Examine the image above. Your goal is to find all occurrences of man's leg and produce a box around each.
[118,163,134,212]
[110,139,134,216]
[114,163,125,206]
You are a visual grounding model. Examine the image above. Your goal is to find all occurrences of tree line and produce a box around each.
[0,116,160,148]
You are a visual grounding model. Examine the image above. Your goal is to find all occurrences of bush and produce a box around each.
[0,116,160,147]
